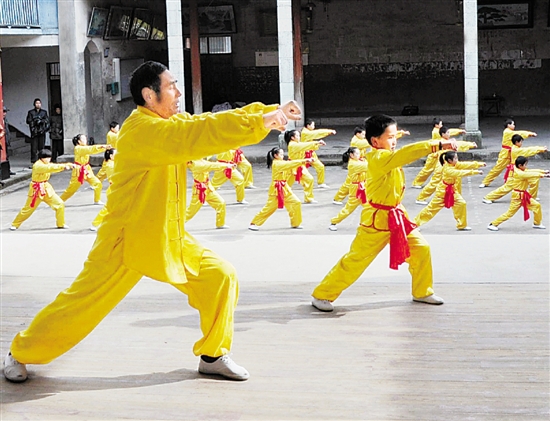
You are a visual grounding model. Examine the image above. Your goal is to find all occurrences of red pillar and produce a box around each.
[0,52,10,179]
[292,0,304,123]
[189,0,203,114]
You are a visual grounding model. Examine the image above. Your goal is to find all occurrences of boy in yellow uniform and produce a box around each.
[487,156,549,231]
[60,134,111,204]
[10,149,75,230]
[3,61,301,383]
[310,114,457,313]
[411,118,465,189]
[300,119,336,188]
[89,149,116,231]
[211,148,255,200]
[186,158,234,229]
[97,121,119,182]
[480,119,537,188]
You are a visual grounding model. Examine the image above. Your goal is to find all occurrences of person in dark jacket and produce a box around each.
[49,104,64,162]
[26,98,50,164]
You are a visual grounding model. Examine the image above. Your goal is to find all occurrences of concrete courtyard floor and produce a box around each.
[1,163,549,420]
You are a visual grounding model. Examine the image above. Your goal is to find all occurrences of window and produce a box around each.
[185,36,232,54]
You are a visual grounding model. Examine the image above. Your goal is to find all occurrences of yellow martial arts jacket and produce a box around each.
[188,159,229,192]
[70,144,105,180]
[508,167,546,192]
[288,140,321,160]
[431,128,462,140]
[502,128,534,148]
[105,103,276,284]
[350,135,371,158]
[439,163,482,191]
[107,130,118,149]
[26,160,67,198]
[362,141,438,230]
[268,159,308,196]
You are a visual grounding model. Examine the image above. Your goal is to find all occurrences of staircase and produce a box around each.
[6,124,30,157]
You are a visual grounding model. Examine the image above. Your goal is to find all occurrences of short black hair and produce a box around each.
[33,98,41,106]
[129,61,168,106]
[38,149,52,159]
[432,118,442,127]
[354,126,364,135]
[511,134,524,145]
[504,118,514,128]
[109,121,119,129]
[305,119,314,127]
[364,114,396,146]
[439,126,449,137]
[515,156,528,168]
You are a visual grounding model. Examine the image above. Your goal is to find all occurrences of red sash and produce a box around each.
[218,160,233,179]
[275,180,286,209]
[295,165,304,183]
[503,164,514,182]
[234,149,243,164]
[443,181,455,208]
[514,189,532,221]
[354,181,367,204]
[75,162,87,184]
[194,179,208,204]
[30,181,46,208]
[305,150,313,168]
[368,201,417,270]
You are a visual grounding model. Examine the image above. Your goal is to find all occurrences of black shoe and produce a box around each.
[10,171,16,175]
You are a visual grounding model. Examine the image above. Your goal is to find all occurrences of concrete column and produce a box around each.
[57,0,87,154]
[166,0,186,111]
[463,0,482,145]
[277,0,295,130]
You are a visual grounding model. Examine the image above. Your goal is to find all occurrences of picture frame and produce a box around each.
[86,7,109,37]
[129,8,153,40]
[150,14,166,41]
[477,0,534,29]
[183,5,237,35]
[104,6,133,40]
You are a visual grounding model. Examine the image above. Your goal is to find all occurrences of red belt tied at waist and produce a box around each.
[514,189,532,221]
[30,181,46,208]
[295,164,304,183]
[194,179,208,204]
[503,164,514,182]
[217,160,233,179]
[304,150,313,168]
[275,180,286,209]
[234,149,243,164]
[443,181,455,208]
[354,181,367,204]
[75,162,87,184]
[368,201,417,270]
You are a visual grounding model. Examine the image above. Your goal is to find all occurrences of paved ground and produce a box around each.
[1,159,549,420]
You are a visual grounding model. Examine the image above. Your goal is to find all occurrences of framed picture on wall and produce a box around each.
[477,0,534,29]
[87,7,109,37]
[104,6,133,40]
[150,14,167,40]
[183,5,237,35]
[129,8,153,40]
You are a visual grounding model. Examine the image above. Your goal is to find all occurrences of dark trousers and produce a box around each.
[30,134,45,163]
[51,139,64,162]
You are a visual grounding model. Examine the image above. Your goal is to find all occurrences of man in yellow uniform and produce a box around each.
[3,61,301,383]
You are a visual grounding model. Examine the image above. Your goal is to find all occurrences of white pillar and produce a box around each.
[463,0,482,145]
[166,0,186,111]
[277,0,295,129]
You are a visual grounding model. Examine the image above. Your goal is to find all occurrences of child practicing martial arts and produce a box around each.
[414,150,485,231]
[249,147,313,231]
[96,121,119,182]
[211,148,256,190]
[328,147,368,231]
[415,127,477,205]
[487,156,550,231]
[300,119,336,188]
[480,118,537,188]
[60,134,111,204]
[285,129,326,204]
[310,114,457,312]
[482,134,547,204]
[10,149,75,230]
[333,127,368,205]
[89,149,116,231]
[411,118,465,189]
[186,158,234,229]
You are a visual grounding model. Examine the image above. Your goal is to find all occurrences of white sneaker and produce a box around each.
[9,226,17,231]
[94,201,104,205]
[318,184,330,189]
[415,200,428,205]
[216,225,230,229]
[291,225,303,229]
[487,224,499,231]
[245,185,257,189]
[332,200,343,205]
[411,185,423,189]
[533,224,546,229]
[482,198,493,204]
[3,352,27,383]
[89,225,98,232]
[479,183,487,188]
[304,199,318,204]
[412,294,444,305]
[198,355,249,381]
[457,226,472,231]
[237,200,249,205]
[248,224,259,231]
[311,297,334,312]
[328,224,338,231]
[57,225,70,229]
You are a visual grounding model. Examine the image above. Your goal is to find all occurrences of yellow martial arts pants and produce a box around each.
[309,158,325,185]
[491,196,542,227]
[485,179,540,202]
[211,169,245,202]
[287,168,315,203]
[330,197,365,225]
[250,192,302,228]
[96,165,108,182]
[237,159,254,188]
[12,192,65,228]
[333,182,350,202]
[416,170,442,202]
[412,153,438,187]
[414,192,468,229]
[60,174,102,203]
[10,234,238,364]
[482,149,509,186]
[312,226,434,301]
[185,190,226,228]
